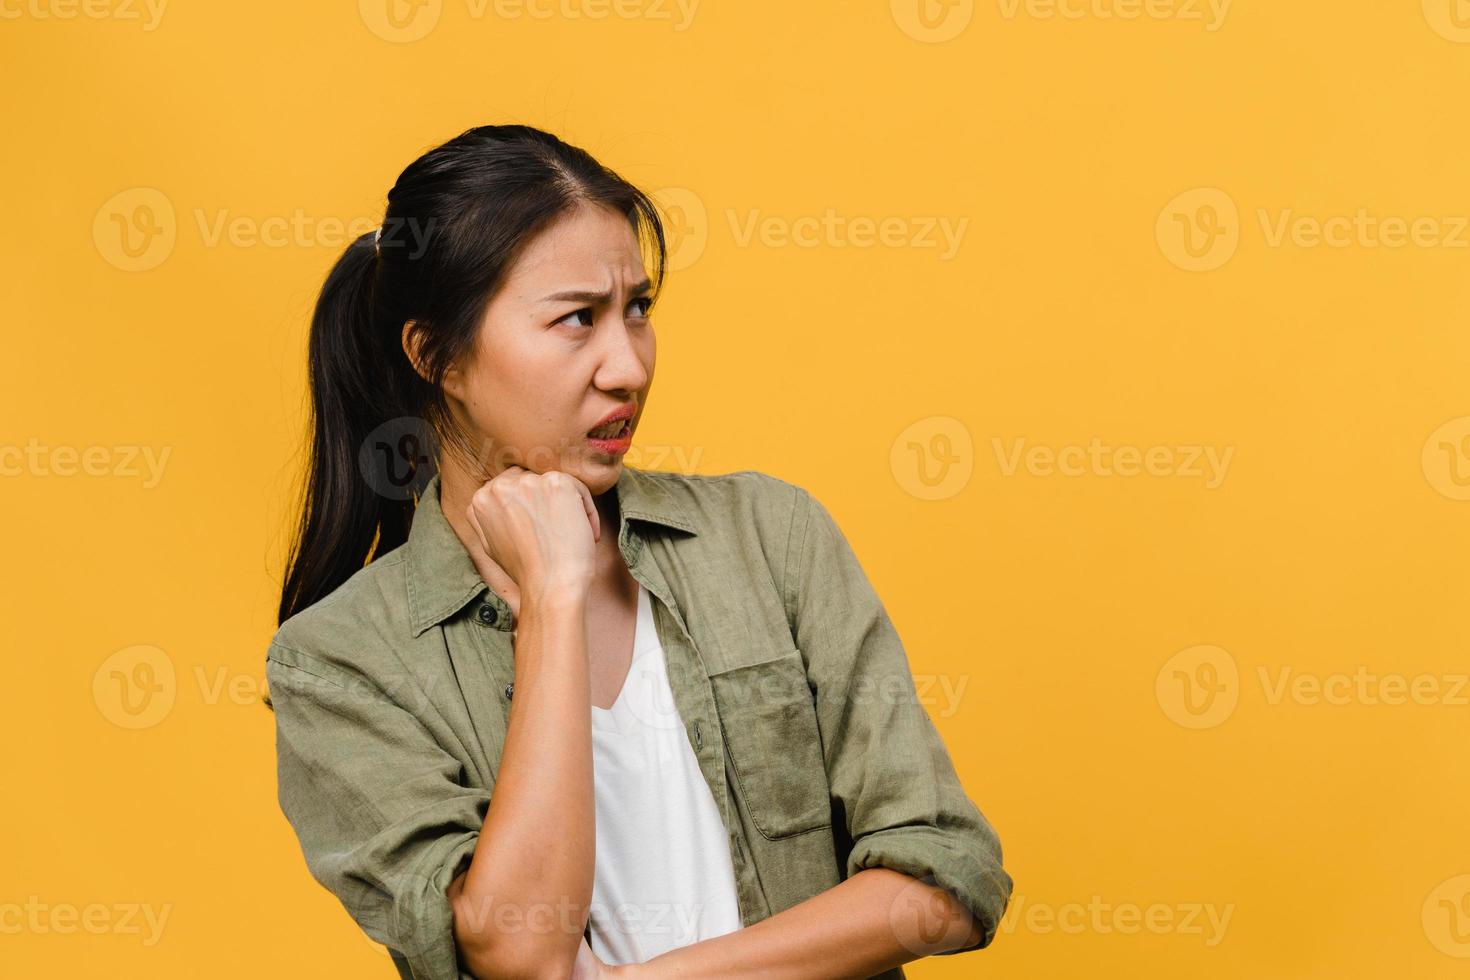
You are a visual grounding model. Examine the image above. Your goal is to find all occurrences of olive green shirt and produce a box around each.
[265,466,1012,979]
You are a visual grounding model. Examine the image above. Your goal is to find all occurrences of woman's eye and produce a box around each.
[556,308,595,329]
[555,298,651,329]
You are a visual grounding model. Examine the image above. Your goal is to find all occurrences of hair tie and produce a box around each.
[373,225,383,254]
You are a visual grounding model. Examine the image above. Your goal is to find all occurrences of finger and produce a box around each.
[464,500,493,555]
[569,473,600,543]
[463,525,502,583]
[470,553,521,625]
[463,502,518,593]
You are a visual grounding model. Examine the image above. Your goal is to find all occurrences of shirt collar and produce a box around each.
[404,465,698,637]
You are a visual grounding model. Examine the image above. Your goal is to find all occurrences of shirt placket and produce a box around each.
[423,590,511,802]
[618,521,765,927]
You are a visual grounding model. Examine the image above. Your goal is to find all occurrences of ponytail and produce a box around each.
[276,231,434,626]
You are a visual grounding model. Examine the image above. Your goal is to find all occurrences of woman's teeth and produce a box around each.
[590,420,626,439]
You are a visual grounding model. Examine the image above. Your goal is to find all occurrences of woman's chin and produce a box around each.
[573,455,624,492]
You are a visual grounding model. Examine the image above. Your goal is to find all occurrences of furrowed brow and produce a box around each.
[540,278,653,304]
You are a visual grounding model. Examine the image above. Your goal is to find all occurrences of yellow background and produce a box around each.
[4,0,1469,976]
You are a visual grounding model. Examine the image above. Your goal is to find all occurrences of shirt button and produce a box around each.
[478,604,498,626]
[504,683,514,700]
[693,720,703,750]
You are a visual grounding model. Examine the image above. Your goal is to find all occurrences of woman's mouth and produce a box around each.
[586,419,633,454]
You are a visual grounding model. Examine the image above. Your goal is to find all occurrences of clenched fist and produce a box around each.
[462,465,602,622]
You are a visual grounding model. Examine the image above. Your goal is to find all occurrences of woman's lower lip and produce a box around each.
[587,422,632,454]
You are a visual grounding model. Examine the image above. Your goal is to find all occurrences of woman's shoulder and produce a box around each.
[266,548,418,692]
[626,465,814,534]
[626,467,829,616]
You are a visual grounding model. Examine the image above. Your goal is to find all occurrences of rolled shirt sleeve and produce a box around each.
[265,642,489,980]
[786,485,1013,953]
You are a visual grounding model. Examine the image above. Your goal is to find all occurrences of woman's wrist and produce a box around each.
[521,579,588,613]
[518,586,587,627]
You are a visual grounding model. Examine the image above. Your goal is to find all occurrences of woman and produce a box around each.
[266,124,1012,979]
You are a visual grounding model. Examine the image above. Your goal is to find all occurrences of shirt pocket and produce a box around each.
[708,648,832,840]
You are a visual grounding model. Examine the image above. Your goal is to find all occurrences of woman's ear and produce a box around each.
[403,319,469,401]
[401,320,430,382]
[440,363,466,402]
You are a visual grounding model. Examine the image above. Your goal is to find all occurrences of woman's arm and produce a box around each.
[614,868,981,979]
[451,591,597,980]
[784,483,1013,952]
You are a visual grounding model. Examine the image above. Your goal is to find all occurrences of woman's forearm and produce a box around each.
[622,868,983,980]
[452,592,595,979]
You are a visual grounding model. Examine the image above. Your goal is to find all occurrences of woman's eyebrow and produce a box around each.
[540,278,653,304]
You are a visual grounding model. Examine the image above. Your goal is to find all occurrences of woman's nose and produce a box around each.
[596,320,650,390]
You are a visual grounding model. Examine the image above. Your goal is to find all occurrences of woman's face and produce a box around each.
[442,204,656,495]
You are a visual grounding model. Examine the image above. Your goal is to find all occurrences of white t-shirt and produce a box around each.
[587,584,744,965]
